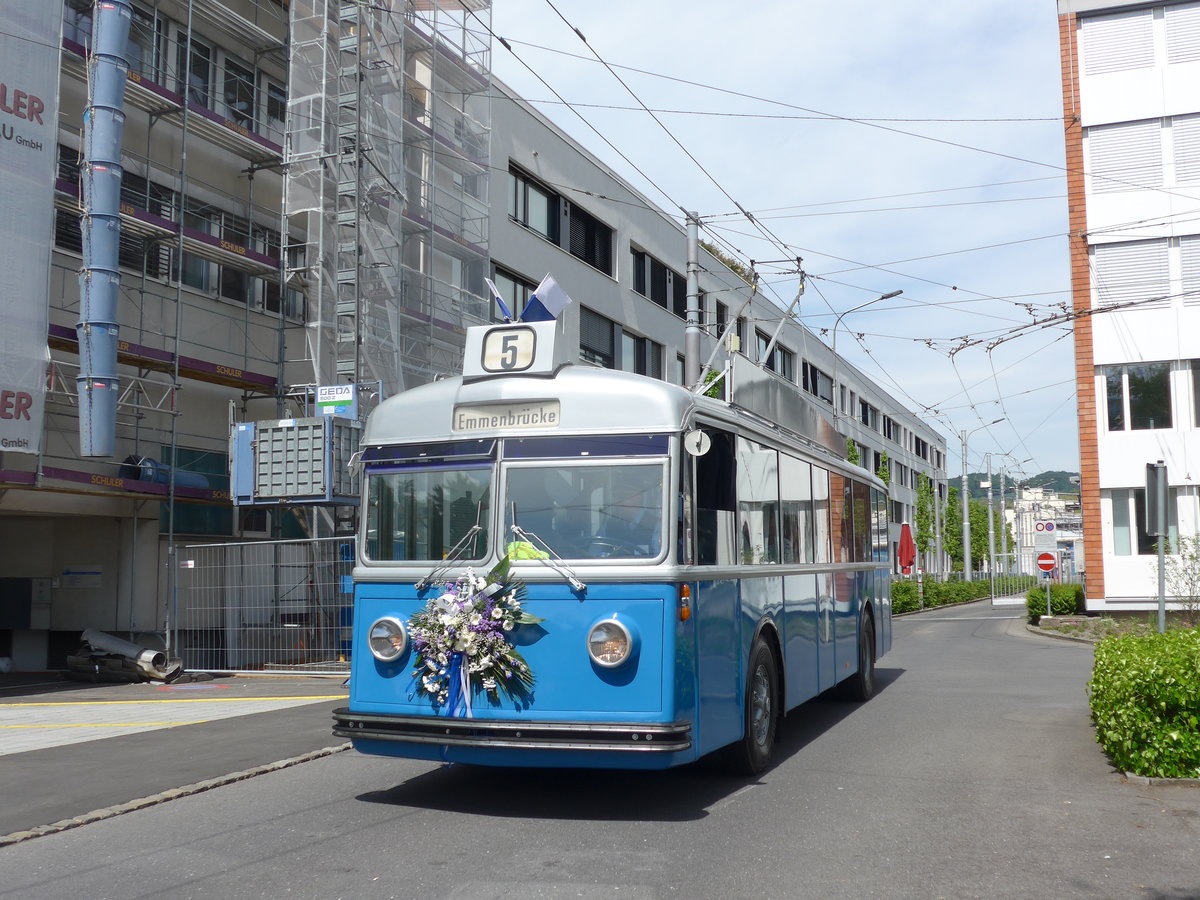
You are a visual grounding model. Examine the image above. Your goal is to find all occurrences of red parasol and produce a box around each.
[898,522,917,575]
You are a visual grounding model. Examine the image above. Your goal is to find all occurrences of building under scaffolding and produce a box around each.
[0,0,494,671]
[0,0,950,674]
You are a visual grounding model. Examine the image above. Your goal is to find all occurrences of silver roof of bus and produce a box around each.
[362,365,699,446]
[361,358,877,488]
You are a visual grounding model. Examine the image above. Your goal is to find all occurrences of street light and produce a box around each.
[961,418,1003,582]
[831,290,902,421]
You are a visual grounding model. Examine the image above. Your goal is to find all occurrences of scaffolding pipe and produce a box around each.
[77,0,133,456]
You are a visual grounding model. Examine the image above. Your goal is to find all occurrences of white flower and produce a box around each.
[454,634,475,653]
[502,619,514,631]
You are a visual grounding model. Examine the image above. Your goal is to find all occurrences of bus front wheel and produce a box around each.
[725,638,779,776]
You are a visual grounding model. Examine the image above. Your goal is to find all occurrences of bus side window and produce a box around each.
[694,428,736,565]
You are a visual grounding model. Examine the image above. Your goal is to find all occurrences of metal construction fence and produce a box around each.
[174,537,355,675]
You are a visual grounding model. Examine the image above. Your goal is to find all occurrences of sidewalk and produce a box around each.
[0,672,349,842]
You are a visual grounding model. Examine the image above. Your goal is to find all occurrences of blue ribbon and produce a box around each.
[443,652,472,719]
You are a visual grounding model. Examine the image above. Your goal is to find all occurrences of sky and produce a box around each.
[486,0,1077,479]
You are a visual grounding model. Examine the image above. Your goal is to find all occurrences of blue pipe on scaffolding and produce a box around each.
[77,0,133,457]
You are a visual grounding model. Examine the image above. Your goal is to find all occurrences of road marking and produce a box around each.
[1,722,208,729]
[0,695,343,708]
[911,616,1024,621]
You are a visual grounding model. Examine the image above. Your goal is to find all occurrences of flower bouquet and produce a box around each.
[408,555,540,711]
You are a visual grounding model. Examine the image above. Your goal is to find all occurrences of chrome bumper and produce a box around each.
[332,708,692,752]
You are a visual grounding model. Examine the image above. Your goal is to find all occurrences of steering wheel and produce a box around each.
[586,538,640,558]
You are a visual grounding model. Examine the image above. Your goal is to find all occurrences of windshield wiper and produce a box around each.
[510,524,587,593]
[415,500,485,590]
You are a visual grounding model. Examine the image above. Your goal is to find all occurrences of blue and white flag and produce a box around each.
[483,277,513,322]
[519,274,573,323]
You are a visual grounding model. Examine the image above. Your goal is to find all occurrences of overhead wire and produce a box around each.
[539,0,816,296]
[486,10,1085,465]
[498,31,1197,201]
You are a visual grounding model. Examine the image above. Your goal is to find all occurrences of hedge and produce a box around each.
[1090,628,1200,778]
[1025,583,1084,624]
[891,577,1034,614]
[892,580,919,613]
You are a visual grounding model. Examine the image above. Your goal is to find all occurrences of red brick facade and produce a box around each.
[1058,10,1104,600]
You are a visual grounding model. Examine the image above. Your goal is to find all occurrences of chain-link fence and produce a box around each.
[174,537,355,675]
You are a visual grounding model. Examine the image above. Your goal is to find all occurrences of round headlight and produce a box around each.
[587,618,634,668]
[367,617,407,662]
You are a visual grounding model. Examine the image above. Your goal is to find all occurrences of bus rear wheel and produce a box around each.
[725,638,778,776]
[838,613,875,702]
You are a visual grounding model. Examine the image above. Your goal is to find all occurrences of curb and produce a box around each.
[0,742,351,848]
[1024,623,1097,644]
[1122,772,1200,788]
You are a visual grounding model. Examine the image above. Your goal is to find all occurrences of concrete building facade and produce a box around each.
[1059,0,1200,610]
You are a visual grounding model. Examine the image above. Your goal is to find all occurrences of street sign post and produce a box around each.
[1033,520,1056,552]
[1037,552,1056,619]
[1147,461,1167,633]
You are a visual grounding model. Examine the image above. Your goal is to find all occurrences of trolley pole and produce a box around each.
[684,211,701,390]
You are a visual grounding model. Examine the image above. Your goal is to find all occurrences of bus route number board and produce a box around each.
[481,326,537,373]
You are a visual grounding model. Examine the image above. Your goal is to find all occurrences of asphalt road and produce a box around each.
[2,603,1198,899]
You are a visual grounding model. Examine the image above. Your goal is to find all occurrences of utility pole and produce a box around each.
[934,477,943,579]
[960,419,1002,581]
[999,466,1008,575]
[684,211,701,390]
[986,453,996,600]
[961,431,971,582]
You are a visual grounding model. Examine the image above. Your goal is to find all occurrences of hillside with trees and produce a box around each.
[963,470,1079,501]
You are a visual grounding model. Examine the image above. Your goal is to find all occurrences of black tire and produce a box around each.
[838,613,875,702]
[724,638,779,776]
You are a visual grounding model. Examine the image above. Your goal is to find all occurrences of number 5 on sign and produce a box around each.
[481,326,536,373]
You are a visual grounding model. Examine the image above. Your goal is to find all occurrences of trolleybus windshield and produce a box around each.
[505,461,665,560]
[364,461,492,562]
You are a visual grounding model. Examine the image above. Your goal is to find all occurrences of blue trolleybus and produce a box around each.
[333,320,891,773]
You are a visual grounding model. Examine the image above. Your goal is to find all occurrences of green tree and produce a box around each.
[916,473,935,555]
[876,451,891,486]
[846,438,860,466]
[944,486,963,572]
[942,486,996,574]
[1162,533,1200,626]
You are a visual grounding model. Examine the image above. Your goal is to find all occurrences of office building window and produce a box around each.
[567,203,612,275]
[508,167,558,242]
[223,56,256,131]
[1093,239,1170,308]
[491,267,536,322]
[580,306,615,368]
[509,167,613,275]
[859,400,879,431]
[1110,487,1178,556]
[1194,361,1200,426]
[177,33,213,106]
[802,361,833,404]
[631,247,678,308]
[1105,363,1172,430]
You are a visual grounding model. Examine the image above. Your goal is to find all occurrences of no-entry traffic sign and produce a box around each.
[1037,552,1057,572]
